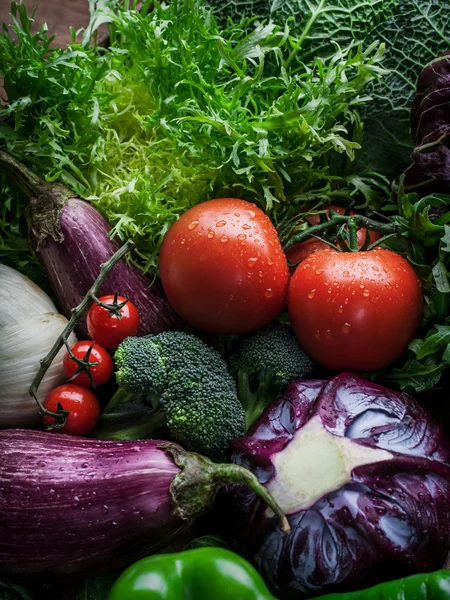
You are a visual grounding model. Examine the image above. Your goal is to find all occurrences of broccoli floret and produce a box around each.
[229,323,315,428]
[108,331,246,460]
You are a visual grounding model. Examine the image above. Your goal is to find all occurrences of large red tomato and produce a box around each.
[288,248,423,371]
[286,205,381,265]
[159,198,289,334]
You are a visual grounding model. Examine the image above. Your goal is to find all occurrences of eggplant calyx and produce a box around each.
[159,442,291,534]
[0,149,70,249]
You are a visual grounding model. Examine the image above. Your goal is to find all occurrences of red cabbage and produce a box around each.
[226,373,450,598]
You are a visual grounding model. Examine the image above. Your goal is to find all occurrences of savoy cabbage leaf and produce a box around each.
[360,0,450,178]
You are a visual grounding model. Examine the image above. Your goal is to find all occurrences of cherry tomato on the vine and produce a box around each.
[63,341,114,387]
[159,198,290,335]
[43,384,100,436]
[87,295,140,349]
[286,205,381,266]
[288,248,423,372]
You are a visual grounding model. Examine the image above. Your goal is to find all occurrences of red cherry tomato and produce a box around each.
[286,205,382,266]
[288,248,423,371]
[87,295,140,349]
[159,198,289,335]
[63,341,114,387]
[43,384,100,436]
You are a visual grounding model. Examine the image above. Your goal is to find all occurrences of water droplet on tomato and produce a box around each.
[325,330,332,338]
[220,235,228,243]
[372,265,379,272]
[359,283,365,289]
[248,257,258,268]
[237,279,243,285]
[102,505,109,515]
[216,220,226,227]
[343,270,349,277]
[338,305,343,313]
[308,289,316,299]
[342,323,351,333]
[383,267,389,274]
[314,330,321,339]
[267,257,274,265]
[229,294,234,301]
[344,298,349,304]
[234,213,240,217]
[363,289,370,297]
[247,210,256,219]
[207,230,215,239]
[242,224,251,230]
[238,233,246,241]
[188,220,199,230]
[258,271,263,278]
[327,288,332,294]
[315,268,324,275]
[265,289,273,298]
[180,239,186,245]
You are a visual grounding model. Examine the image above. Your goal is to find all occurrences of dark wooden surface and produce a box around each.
[0,0,90,47]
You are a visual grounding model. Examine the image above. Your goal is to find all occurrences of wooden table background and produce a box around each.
[0,0,90,47]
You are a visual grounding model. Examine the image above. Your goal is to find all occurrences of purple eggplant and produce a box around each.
[0,150,182,338]
[224,373,450,598]
[0,429,288,577]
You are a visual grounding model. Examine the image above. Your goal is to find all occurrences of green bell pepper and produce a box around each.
[319,570,450,599]
[107,548,275,600]
[107,547,450,600]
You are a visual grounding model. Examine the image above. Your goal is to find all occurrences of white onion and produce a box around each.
[0,265,77,428]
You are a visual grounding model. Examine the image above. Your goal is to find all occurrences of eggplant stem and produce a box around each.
[160,443,291,535]
[29,241,136,427]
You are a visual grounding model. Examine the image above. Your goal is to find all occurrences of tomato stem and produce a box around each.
[91,290,128,319]
[29,241,136,429]
[283,213,396,251]
[347,217,359,252]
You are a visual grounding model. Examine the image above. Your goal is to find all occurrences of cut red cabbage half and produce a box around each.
[226,373,450,598]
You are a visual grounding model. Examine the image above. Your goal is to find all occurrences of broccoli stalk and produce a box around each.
[229,323,315,429]
[93,331,246,461]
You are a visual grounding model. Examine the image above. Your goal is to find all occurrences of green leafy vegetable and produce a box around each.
[361,0,450,178]
[0,0,387,276]
[0,580,34,600]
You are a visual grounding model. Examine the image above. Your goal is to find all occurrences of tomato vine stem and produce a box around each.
[29,241,136,429]
[283,213,396,251]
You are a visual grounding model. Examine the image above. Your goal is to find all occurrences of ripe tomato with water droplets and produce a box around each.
[288,248,423,371]
[43,384,100,436]
[286,205,382,266]
[159,198,289,334]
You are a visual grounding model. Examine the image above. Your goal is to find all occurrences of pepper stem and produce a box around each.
[159,443,291,534]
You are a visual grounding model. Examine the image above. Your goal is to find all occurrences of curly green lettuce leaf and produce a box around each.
[0,0,387,275]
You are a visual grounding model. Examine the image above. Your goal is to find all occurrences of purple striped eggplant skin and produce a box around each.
[0,150,182,339]
[0,430,187,577]
[225,373,450,599]
[0,429,286,578]
[31,197,182,339]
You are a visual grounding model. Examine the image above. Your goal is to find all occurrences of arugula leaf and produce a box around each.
[361,0,450,178]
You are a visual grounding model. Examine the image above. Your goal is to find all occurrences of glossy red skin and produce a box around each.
[87,296,140,349]
[63,341,114,387]
[43,384,100,436]
[286,205,382,265]
[159,198,289,335]
[288,248,423,371]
